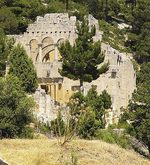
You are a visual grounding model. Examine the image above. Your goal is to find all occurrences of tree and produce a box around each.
[0,28,14,76]
[0,7,18,34]
[127,62,150,154]
[59,17,108,88]
[9,44,38,93]
[127,0,150,63]
[100,90,112,109]
[135,22,150,63]
[78,108,101,139]
[59,0,69,11]
[125,0,137,13]
[67,87,112,139]
[86,86,111,128]
[105,0,108,21]
[0,75,34,138]
[125,0,137,7]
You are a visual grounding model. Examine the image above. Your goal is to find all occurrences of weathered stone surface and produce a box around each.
[0,159,8,165]
[10,13,136,123]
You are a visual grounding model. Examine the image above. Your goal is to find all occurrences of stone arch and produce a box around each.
[38,37,55,62]
[57,38,65,47]
[57,38,65,61]
[29,39,38,63]
[42,37,54,48]
[42,49,55,62]
[29,39,38,51]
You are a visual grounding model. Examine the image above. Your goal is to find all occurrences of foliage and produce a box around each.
[46,1,65,13]
[86,86,111,121]
[0,75,34,138]
[36,122,51,134]
[67,87,112,139]
[9,44,38,93]
[126,0,150,63]
[100,90,112,109]
[50,110,65,137]
[122,62,150,153]
[99,20,130,52]
[0,7,18,34]
[59,17,108,87]
[0,29,14,76]
[86,86,105,127]
[78,108,102,139]
[73,0,121,21]
[0,0,46,34]
[96,128,131,149]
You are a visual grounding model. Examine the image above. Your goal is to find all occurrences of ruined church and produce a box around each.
[11,13,136,124]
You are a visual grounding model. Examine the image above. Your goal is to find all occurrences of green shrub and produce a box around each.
[96,128,131,149]
[19,127,34,139]
[96,129,116,144]
[37,122,51,134]
[50,111,65,136]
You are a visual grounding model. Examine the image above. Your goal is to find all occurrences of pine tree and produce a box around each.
[9,44,38,93]
[0,75,34,138]
[59,17,108,88]
[0,29,14,76]
[105,0,108,21]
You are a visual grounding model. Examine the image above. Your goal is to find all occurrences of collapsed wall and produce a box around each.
[11,13,136,123]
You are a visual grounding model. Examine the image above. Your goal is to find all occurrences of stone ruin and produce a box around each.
[11,13,136,124]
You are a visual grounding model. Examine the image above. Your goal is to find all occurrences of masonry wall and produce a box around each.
[11,13,136,121]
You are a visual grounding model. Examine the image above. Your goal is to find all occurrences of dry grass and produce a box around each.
[0,138,150,165]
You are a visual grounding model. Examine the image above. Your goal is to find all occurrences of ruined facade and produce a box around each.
[12,13,136,123]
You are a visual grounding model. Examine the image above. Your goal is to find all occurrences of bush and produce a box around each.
[19,127,34,139]
[96,128,131,149]
[78,109,101,139]
[50,111,65,136]
[0,75,34,138]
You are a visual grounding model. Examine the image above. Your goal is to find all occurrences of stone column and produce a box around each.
[54,43,58,61]
[38,43,43,63]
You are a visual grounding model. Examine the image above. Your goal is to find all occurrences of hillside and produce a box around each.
[0,0,150,163]
[0,139,149,165]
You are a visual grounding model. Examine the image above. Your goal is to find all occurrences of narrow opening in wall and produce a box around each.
[41,85,48,94]
[58,84,62,90]
[111,69,117,78]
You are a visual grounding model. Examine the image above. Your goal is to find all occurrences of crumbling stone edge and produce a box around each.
[0,158,8,165]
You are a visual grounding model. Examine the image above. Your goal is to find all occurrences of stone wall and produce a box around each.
[10,13,136,123]
[84,43,136,122]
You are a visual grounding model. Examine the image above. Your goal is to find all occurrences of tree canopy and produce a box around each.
[67,87,112,139]
[59,17,108,87]
[0,75,34,138]
[122,62,150,154]
[127,0,150,63]
[9,44,38,93]
[0,29,14,76]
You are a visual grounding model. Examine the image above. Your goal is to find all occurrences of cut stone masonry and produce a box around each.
[10,13,136,124]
